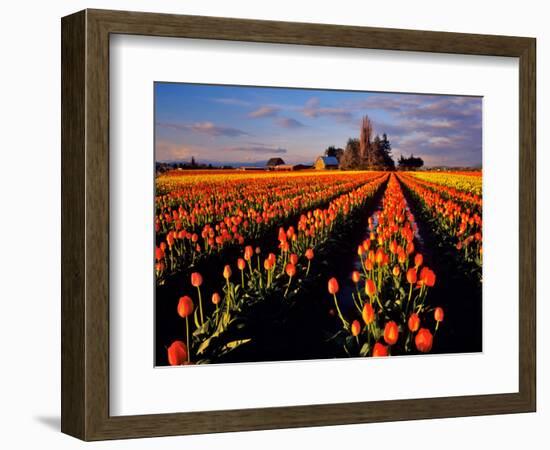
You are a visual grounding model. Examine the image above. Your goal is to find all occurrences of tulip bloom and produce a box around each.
[177,296,194,362]
[408,313,420,332]
[305,248,314,276]
[414,253,423,267]
[383,321,399,345]
[190,273,204,324]
[223,265,232,280]
[328,277,339,295]
[415,328,433,352]
[434,306,444,331]
[284,263,296,297]
[167,340,188,365]
[352,271,361,284]
[177,296,193,318]
[211,292,221,305]
[365,279,377,298]
[372,342,388,357]
[406,268,417,284]
[392,265,400,277]
[419,267,436,287]
[351,320,361,337]
[237,258,246,287]
[190,272,203,287]
[362,302,375,325]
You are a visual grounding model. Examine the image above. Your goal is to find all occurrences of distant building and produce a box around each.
[273,164,312,171]
[314,156,339,170]
[266,157,286,169]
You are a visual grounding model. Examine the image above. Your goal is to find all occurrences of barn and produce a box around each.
[314,156,339,170]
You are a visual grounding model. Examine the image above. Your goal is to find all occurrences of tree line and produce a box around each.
[324,115,424,171]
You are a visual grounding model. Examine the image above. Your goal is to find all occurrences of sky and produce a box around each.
[155,83,482,167]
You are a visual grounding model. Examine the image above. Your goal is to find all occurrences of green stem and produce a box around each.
[186,316,190,363]
[196,286,204,325]
[284,277,292,297]
[333,294,348,329]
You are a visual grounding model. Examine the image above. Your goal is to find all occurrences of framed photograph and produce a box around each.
[61,9,536,440]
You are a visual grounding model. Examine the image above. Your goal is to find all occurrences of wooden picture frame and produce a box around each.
[61,9,536,441]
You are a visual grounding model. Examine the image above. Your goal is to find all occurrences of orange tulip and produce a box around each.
[414,253,423,267]
[237,258,246,271]
[434,307,444,322]
[362,302,375,325]
[244,245,254,261]
[289,253,299,265]
[415,328,433,352]
[351,320,361,337]
[305,248,314,260]
[383,321,399,345]
[177,296,194,318]
[352,271,361,284]
[285,263,296,277]
[190,272,203,287]
[167,341,188,366]
[392,265,400,277]
[408,313,420,332]
[328,277,339,295]
[211,292,221,305]
[365,279,377,297]
[223,265,232,279]
[372,342,388,357]
[406,268,417,284]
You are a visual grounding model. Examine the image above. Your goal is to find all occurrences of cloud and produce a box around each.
[248,105,279,118]
[211,97,251,107]
[224,145,287,154]
[155,140,196,161]
[275,117,305,128]
[301,97,353,122]
[157,121,250,137]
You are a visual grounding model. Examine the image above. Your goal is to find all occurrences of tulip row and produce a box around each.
[409,171,482,198]
[166,173,389,365]
[328,173,443,357]
[155,171,383,282]
[397,173,482,269]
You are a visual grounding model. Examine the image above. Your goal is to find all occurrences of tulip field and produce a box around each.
[156,169,482,366]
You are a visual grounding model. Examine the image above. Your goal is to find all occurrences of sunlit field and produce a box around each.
[155,169,482,366]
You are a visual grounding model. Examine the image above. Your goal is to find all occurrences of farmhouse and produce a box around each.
[314,156,339,170]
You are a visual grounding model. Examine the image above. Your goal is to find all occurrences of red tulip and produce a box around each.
[289,253,299,265]
[419,267,436,287]
[305,248,314,260]
[372,342,388,357]
[351,320,361,337]
[415,328,433,352]
[167,340,188,365]
[414,253,423,267]
[408,313,420,332]
[177,296,194,318]
[383,321,399,345]
[190,272,203,287]
[328,277,339,295]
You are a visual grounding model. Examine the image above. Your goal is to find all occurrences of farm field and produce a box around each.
[156,169,482,366]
